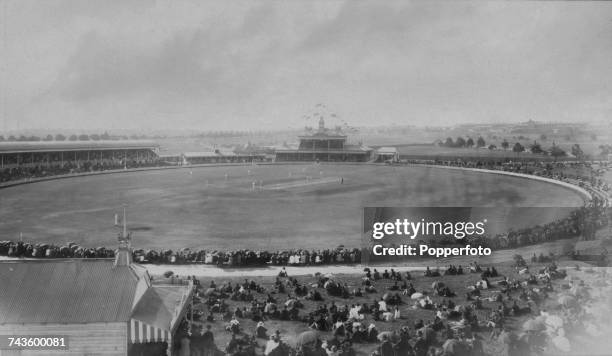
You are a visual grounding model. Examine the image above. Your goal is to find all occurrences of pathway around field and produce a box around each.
[144,238,581,277]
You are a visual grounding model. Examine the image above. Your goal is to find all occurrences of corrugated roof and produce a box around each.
[377,147,398,154]
[0,140,159,154]
[131,285,192,331]
[0,259,147,324]
[183,151,218,158]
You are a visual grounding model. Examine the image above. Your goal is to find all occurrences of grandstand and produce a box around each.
[0,140,160,168]
[0,140,162,184]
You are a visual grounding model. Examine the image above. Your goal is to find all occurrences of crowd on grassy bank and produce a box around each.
[160,259,611,356]
[0,203,607,266]
[403,159,610,194]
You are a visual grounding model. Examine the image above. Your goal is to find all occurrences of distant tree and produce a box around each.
[90,134,101,141]
[78,134,90,141]
[590,133,597,141]
[8,135,16,141]
[455,137,466,148]
[476,136,486,148]
[27,135,41,141]
[55,134,66,141]
[530,141,544,154]
[513,254,527,268]
[68,134,78,141]
[501,139,509,151]
[550,143,567,161]
[0,135,4,141]
[100,131,111,140]
[599,144,612,156]
[540,134,547,141]
[43,134,54,141]
[466,137,475,148]
[129,134,139,140]
[571,144,584,160]
[512,142,525,155]
[18,135,28,141]
[488,144,497,150]
[444,137,454,147]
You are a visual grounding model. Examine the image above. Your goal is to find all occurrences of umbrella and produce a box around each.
[552,335,571,352]
[544,315,564,330]
[442,339,468,356]
[382,293,391,302]
[558,295,577,307]
[432,281,445,289]
[411,292,424,300]
[377,331,397,342]
[324,273,334,279]
[523,319,545,332]
[295,331,319,347]
[204,288,216,296]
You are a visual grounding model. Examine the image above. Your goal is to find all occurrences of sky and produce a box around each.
[1,0,611,132]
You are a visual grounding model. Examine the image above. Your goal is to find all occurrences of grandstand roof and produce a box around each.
[0,140,159,154]
[0,259,148,324]
[183,151,219,158]
[183,151,261,158]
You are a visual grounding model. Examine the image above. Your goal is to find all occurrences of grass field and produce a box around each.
[0,164,585,250]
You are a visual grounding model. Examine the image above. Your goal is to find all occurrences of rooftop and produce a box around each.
[131,285,193,331]
[0,259,149,324]
[0,140,159,154]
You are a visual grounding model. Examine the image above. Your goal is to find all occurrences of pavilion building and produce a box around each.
[275,118,372,162]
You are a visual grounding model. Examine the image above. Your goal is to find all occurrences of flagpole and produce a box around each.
[122,204,127,239]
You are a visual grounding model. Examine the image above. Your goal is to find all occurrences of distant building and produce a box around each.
[275,118,372,162]
[182,149,265,164]
[0,239,194,355]
[375,147,399,162]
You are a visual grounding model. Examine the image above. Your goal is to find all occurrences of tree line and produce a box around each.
[439,136,582,159]
[0,132,156,142]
